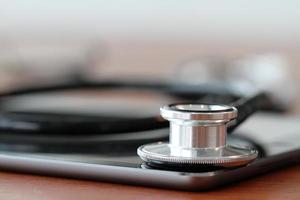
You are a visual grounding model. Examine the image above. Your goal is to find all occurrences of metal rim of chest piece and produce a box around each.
[137,103,258,168]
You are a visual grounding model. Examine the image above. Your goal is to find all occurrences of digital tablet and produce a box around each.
[0,113,299,191]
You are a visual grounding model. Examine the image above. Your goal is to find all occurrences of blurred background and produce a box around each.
[0,0,299,113]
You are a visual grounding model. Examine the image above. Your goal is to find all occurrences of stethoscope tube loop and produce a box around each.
[0,81,271,136]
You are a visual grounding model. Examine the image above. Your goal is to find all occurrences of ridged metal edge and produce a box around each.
[137,146,258,165]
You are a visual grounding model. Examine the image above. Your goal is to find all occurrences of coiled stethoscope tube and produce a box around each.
[0,80,271,134]
[0,80,272,154]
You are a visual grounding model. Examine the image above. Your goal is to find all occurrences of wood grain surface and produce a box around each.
[0,165,299,200]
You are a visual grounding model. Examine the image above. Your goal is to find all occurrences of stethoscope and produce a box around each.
[0,80,273,168]
[138,103,257,169]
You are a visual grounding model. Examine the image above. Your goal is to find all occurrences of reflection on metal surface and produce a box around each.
[138,103,258,168]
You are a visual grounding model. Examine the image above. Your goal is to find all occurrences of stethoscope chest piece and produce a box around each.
[137,103,258,168]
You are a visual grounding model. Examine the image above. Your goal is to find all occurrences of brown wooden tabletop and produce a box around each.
[0,165,298,200]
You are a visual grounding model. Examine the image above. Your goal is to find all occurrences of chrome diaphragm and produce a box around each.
[137,103,258,168]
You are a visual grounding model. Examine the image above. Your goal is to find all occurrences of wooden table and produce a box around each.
[0,164,298,199]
